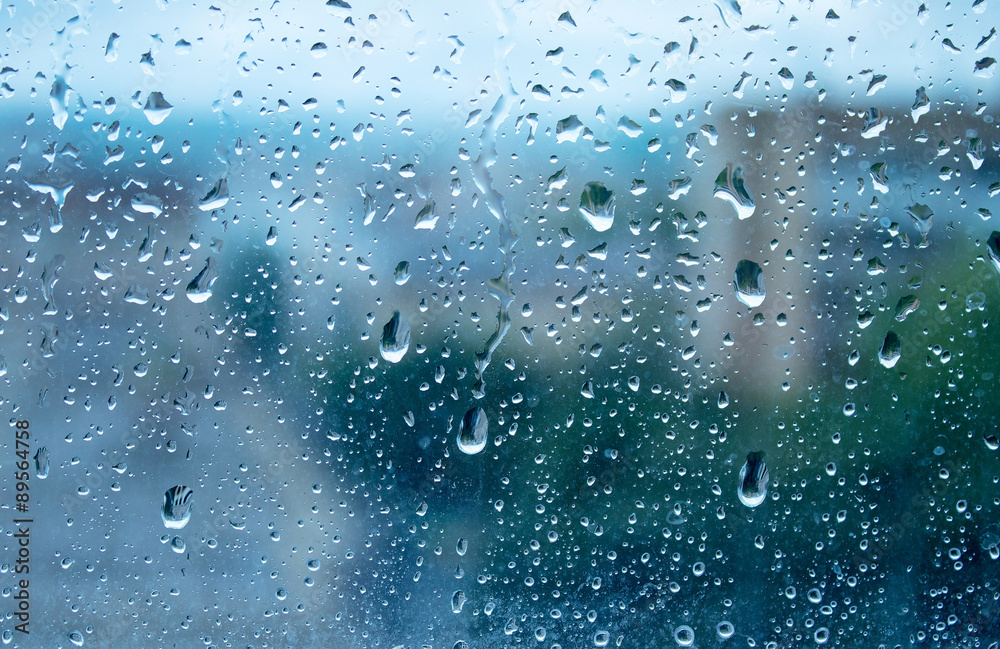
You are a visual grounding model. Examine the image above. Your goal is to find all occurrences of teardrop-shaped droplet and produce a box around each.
[457,407,488,455]
[733,260,765,308]
[379,311,411,363]
[161,485,194,529]
[578,181,615,232]
[879,331,901,368]
[738,451,769,508]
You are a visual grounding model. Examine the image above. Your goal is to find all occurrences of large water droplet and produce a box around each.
[714,164,755,219]
[413,199,439,230]
[143,91,173,125]
[861,107,888,138]
[556,115,585,143]
[451,590,467,613]
[198,178,230,211]
[457,407,488,455]
[733,259,765,307]
[34,446,49,479]
[911,86,930,122]
[379,311,411,363]
[905,203,933,248]
[738,451,769,507]
[879,331,902,368]
[987,231,1000,273]
[893,295,920,322]
[578,181,615,232]
[185,257,218,303]
[161,485,194,529]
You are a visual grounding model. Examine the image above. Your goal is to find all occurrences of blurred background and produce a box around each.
[1,0,999,647]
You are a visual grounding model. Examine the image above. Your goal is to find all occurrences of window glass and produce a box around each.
[2,1,999,647]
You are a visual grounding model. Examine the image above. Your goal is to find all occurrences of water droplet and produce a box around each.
[579,181,615,232]
[869,162,889,193]
[185,257,218,303]
[452,590,467,613]
[717,621,734,639]
[673,625,695,646]
[161,485,194,529]
[457,407,488,455]
[738,451,769,507]
[143,91,173,125]
[714,163,755,219]
[861,107,888,138]
[68,631,84,647]
[456,538,468,556]
[879,331,901,368]
[968,137,986,170]
[556,115,585,143]
[413,199,439,230]
[198,178,230,211]
[170,535,186,553]
[394,261,411,285]
[33,446,49,479]
[911,86,930,122]
[379,311,411,363]
[905,203,934,248]
[718,391,729,409]
[986,231,1000,274]
[130,192,163,217]
[893,295,920,322]
[733,259,765,308]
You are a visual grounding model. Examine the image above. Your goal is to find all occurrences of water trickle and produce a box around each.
[470,4,519,401]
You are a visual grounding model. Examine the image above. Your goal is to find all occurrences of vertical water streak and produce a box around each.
[470,0,519,399]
